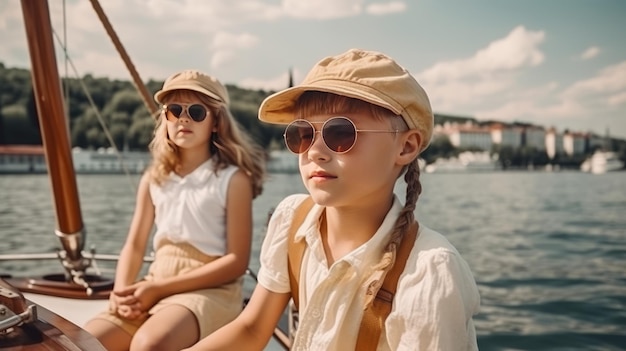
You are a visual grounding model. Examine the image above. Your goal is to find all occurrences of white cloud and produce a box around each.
[419,26,545,83]
[283,0,363,19]
[580,46,600,60]
[0,1,24,30]
[210,31,259,69]
[415,26,624,134]
[514,81,560,100]
[212,32,259,50]
[474,61,626,127]
[608,91,626,106]
[607,91,626,106]
[238,69,302,92]
[562,61,626,99]
[0,3,28,67]
[417,25,547,117]
[475,96,583,122]
[475,100,536,121]
[473,26,545,69]
[210,51,236,70]
[366,1,407,15]
[421,77,514,111]
[62,50,127,79]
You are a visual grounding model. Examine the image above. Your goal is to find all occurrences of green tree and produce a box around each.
[0,64,32,107]
[127,118,155,150]
[105,90,144,118]
[0,104,4,144]
[421,135,456,164]
[2,104,40,144]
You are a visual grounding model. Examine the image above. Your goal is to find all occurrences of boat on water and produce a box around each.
[0,1,289,350]
[424,151,499,173]
[0,146,296,175]
[0,145,152,175]
[266,149,298,174]
[580,150,624,174]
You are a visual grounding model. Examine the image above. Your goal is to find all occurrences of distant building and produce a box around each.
[545,128,564,159]
[432,116,599,159]
[446,127,492,150]
[524,126,547,151]
[587,134,606,150]
[0,145,47,173]
[563,131,586,156]
[0,145,151,174]
[491,123,523,148]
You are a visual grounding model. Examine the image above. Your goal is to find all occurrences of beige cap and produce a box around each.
[154,69,230,105]
[259,49,433,151]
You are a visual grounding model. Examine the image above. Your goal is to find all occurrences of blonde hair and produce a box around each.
[294,91,423,307]
[148,89,266,198]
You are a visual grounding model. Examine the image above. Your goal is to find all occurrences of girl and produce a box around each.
[84,69,266,351]
[186,49,480,350]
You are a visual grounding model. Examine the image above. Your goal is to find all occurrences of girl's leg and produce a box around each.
[130,305,199,351]
[84,318,133,351]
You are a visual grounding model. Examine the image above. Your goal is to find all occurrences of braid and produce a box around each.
[363,158,422,308]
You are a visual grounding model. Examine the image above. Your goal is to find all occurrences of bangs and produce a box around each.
[160,89,218,107]
[294,91,396,121]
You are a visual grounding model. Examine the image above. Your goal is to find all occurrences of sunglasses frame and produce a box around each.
[284,116,399,154]
[164,103,209,122]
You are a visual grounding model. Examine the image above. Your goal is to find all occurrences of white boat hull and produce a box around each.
[20,283,287,350]
[581,151,624,174]
[24,292,109,329]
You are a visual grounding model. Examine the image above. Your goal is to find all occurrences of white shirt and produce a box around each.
[258,194,480,351]
[150,159,238,256]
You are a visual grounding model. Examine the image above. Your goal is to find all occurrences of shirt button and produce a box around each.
[311,309,320,318]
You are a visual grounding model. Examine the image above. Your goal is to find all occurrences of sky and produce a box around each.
[1,0,625,139]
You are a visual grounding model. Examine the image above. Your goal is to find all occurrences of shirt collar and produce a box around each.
[298,195,403,274]
[168,159,214,184]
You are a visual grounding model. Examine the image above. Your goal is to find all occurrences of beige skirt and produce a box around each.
[92,240,243,338]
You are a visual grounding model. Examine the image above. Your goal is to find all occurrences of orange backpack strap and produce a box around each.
[287,196,315,310]
[355,221,419,351]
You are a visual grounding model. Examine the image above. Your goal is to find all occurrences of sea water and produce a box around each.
[1,171,625,350]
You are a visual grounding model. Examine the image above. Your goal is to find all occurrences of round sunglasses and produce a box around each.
[284,116,399,154]
[164,103,209,122]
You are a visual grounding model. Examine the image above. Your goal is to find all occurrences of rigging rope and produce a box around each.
[48,0,164,192]
[88,0,158,116]
[51,28,139,192]
[62,0,69,129]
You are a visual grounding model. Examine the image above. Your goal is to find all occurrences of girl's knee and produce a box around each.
[84,318,133,351]
[130,328,195,351]
[129,330,162,351]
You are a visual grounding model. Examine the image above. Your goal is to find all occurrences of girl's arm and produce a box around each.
[109,173,155,317]
[114,172,155,288]
[184,284,291,350]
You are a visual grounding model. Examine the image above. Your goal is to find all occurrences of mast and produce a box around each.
[20,0,89,284]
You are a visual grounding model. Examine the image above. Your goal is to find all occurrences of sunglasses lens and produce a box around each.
[188,104,207,122]
[285,120,314,154]
[167,104,183,119]
[323,117,356,153]
[165,104,207,122]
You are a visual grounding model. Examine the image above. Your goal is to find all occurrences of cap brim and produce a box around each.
[259,80,403,124]
[154,84,224,104]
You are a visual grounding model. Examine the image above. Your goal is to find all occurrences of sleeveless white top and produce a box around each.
[150,159,239,256]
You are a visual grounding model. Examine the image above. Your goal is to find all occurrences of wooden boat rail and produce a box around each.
[0,278,108,350]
